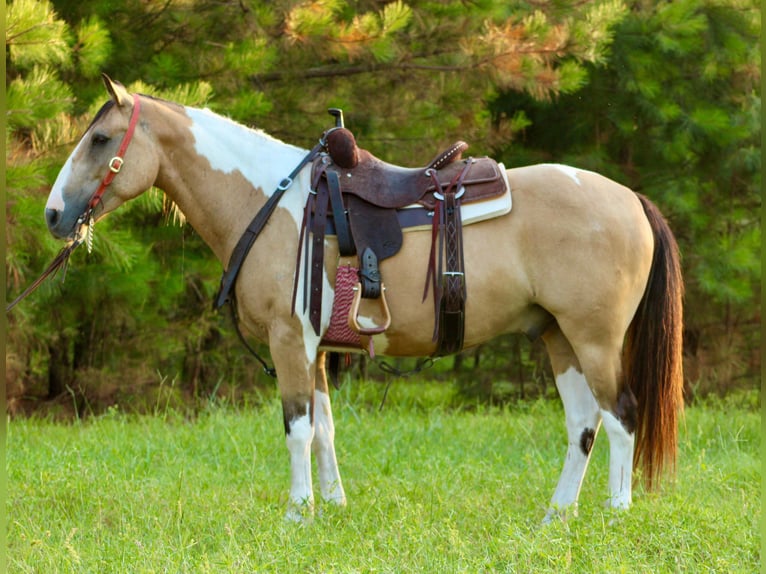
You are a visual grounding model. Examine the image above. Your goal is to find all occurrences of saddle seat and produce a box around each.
[334,148,435,208]
[323,128,504,210]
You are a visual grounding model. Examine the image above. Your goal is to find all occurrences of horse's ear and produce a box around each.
[102,73,131,107]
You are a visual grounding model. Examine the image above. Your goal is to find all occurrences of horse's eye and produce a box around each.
[92,133,110,146]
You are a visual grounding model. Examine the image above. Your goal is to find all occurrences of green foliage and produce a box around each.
[284,0,413,63]
[6,66,73,130]
[489,0,760,391]
[73,16,111,77]
[5,0,760,410]
[6,0,71,69]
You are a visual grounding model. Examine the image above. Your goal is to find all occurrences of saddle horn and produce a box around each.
[328,108,345,128]
[323,108,359,168]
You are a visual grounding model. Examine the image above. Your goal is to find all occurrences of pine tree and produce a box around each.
[9,0,756,410]
[489,0,761,393]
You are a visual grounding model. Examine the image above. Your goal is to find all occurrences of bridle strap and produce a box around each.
[87,93,142,212]
[7,94,142,313]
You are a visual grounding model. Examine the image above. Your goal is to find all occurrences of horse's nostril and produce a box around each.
[45,207,60,228]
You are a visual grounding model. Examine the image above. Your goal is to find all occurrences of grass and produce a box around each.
[6,381,761,573]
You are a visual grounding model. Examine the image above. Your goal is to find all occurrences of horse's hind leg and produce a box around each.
[542,325,601,523]
[569,334,637,512]
[312,352,347,507]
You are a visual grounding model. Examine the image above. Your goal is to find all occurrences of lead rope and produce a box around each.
[228,295,277,378]
[375,357,438,411]
[7,95,142,313]
[6,239,83,313]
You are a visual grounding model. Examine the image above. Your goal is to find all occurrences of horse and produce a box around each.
[43,75,684,523]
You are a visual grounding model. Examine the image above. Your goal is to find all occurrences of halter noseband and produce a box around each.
[78,93,142,227]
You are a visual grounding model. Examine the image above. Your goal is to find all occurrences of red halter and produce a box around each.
[86,93,142,213]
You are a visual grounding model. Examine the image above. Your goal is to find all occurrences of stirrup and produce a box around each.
[348,282,391,335]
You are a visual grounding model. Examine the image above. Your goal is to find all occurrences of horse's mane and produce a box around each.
[86,93,184,133]
[85,100,115,132]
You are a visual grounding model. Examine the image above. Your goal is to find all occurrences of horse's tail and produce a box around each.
[625,194,684,490]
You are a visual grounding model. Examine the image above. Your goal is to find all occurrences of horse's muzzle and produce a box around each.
[45,208,61,230]
[45,207,77,240]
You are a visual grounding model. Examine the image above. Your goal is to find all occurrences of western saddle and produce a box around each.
[293,109,508,358]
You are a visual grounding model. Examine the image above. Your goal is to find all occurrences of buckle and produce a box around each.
[109,156,124,173]
[433,186,465,202]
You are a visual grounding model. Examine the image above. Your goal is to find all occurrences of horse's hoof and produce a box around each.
[285,502,314,524]
[542,505,578,525]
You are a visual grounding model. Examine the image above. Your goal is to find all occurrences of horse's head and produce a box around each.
[45,75,159,241]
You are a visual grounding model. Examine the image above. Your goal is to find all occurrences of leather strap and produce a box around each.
[437,187,466,355]
[359,247,381,298]
[326,170,355,256]
[214,143,323,310]
[309,177,331,334]
[88,94,142,212]
[425,160,473,356]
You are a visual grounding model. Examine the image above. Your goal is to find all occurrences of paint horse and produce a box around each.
[44,76,683,522]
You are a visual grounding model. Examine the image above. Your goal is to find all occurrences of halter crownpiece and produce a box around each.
[72,93,142,250]
[84,93,143,218]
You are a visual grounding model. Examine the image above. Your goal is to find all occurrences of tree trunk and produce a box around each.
[47,340,73,399]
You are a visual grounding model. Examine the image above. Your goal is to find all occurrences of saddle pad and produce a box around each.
[400,163,512,232]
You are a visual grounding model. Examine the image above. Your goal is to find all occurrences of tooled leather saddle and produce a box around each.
[293,110,509,357]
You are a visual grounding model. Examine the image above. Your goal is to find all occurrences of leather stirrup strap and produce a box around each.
[309,179,331,335]
[426,160,473,356]
[436,187,466,355]
[327,170,355,256]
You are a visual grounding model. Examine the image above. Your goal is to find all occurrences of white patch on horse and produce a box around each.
[552,164,583,186]
[312,390,346,505]
[600,409,634,510]
[285,406,315,520]
[187,107,322,358]
[185,107,306,200]
[545,366,601,523]
[47,137,87,212]
[292,239,334,363]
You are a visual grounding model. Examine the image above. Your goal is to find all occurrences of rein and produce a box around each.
[6,241,81,312]
[6,94,142,313]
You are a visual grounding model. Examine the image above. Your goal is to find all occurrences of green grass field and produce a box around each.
[6,381,761,573]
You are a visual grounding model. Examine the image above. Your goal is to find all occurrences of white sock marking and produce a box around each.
[546,366,601,522]
[285,407,314,519]
[600,409,634,509]
[312,390,346,505]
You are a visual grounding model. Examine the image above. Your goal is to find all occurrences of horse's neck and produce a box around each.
[154,105,310,265]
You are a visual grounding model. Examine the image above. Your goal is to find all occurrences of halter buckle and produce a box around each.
[109,156,124,173]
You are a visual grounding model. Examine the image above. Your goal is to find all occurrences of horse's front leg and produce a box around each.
[312,352,346,507]
[270,328,319,521]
